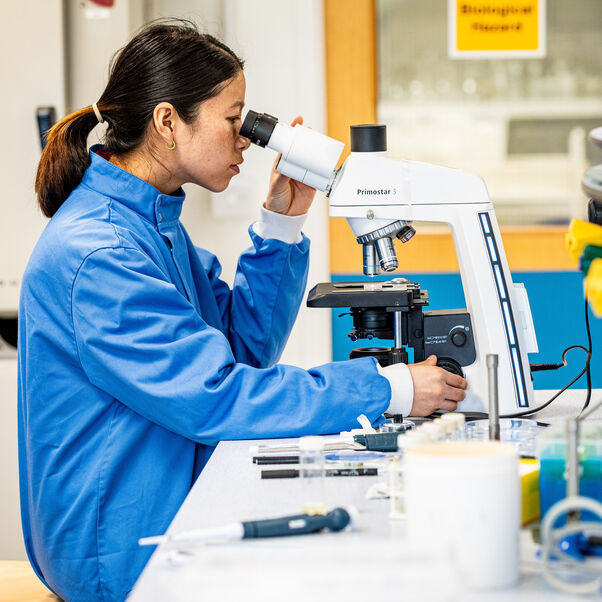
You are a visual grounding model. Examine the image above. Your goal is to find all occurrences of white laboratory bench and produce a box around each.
[129,391,601,602]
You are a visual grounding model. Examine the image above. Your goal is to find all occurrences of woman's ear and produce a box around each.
[152,102,178,147]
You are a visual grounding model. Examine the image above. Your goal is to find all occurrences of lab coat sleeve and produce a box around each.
[71,246,390,443]
[199,226,310,368]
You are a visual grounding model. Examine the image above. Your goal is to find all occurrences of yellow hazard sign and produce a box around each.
[448,0,546,58]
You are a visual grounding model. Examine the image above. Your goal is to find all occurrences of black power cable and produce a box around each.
[502,296,593,420]
[580,292,593,414]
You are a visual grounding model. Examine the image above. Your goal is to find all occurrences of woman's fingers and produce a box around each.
[438,400,459,412]
[444,384,466,402]
[444,371,467,390]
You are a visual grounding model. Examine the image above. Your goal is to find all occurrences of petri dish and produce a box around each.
[465,418,540,457]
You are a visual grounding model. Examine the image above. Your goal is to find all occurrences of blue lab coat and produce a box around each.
[17,148,390,601]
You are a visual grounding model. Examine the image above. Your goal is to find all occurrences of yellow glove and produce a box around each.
[566,219,602,264]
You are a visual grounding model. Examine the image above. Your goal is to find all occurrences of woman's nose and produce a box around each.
[238,134,251,151]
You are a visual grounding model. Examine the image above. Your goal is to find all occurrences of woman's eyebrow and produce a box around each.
[229,101,245,109]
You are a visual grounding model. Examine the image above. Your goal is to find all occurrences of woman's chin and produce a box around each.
[203,176,233,194]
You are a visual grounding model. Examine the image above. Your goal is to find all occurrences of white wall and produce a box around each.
[0,0,65,315]
[66,0,146,115]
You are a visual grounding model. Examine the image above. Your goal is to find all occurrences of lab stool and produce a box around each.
[0,561,60,602]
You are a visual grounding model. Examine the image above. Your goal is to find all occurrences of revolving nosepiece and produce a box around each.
[356,220,415,276]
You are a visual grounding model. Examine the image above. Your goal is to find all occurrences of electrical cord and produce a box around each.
[580,293,593,414]
[503,345,591,419]
[504,296,594,419]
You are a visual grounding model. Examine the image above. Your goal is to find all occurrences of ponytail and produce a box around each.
[35,107,99,217]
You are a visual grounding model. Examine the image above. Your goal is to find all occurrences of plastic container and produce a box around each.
[465,418,540,457]
[405,441,520,590]
[299,436,326,515]
[536,422,602,523]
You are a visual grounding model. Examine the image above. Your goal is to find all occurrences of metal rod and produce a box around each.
[566,417,580,522]
[487,354,500,441]
[393,312,403,349]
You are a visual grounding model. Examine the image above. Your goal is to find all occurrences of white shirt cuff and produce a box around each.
[252,206,307,244]
[376,362,414,417]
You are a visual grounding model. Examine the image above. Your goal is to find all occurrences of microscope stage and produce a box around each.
[306,280,429,309]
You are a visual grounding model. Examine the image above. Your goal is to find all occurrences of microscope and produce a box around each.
[240,111,539,414]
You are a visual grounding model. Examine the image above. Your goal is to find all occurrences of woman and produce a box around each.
[18,20,466,601]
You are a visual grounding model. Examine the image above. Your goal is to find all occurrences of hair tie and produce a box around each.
[92,102,104,125]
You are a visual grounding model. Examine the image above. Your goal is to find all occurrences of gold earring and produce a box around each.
[166,140,176,150]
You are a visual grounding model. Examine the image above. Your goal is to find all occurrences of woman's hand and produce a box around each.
[408,355,467,416]
[264,116,317,216]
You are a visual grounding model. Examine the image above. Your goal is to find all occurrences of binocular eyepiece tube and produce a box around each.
[240,110,345,192]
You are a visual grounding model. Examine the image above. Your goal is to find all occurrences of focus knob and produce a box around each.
[436,357,464,377]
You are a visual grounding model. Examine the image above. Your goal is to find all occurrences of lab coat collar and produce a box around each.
[82,145,185,227]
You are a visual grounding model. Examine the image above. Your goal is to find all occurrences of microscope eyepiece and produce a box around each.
[239,110,278,147]
[350,124,387,153]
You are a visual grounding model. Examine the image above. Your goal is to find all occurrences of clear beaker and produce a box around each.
[299,436,326,515]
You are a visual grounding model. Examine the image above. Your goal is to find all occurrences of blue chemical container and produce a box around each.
[537,423,602,524]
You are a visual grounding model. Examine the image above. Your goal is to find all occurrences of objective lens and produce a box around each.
[375,237,398,272]
[239,110,278,147]
[397,224,416,244]
[362,243,380,277]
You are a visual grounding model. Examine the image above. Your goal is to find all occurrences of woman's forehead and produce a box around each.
[214,72,246,107]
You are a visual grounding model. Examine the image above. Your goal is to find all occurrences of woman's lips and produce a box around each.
[230,164,240,174]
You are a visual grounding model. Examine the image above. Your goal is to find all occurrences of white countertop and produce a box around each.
[129,390,601,602]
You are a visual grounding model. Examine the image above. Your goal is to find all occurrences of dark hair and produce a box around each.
[35,19,244,217]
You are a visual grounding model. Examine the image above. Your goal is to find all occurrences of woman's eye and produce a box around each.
[228,117,240,123]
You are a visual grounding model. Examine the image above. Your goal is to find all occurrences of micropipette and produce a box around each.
[139,507,356,547]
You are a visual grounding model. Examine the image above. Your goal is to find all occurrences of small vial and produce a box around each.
[432,418,448,439]
[419,422,445,442]
[397,430,428,454]
[299,436,326,515]
[439,413,459,439]
[453,413,466,439]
